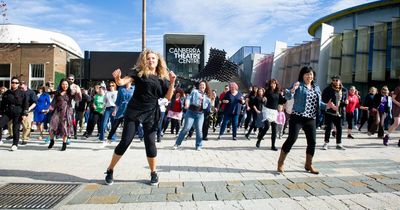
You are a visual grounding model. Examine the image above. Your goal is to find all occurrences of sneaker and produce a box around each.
[256,141,260,148]
[0,140,3,145]
[367,132,372,136]
[336,144,346,150]
[2,129,8,135]
[383,135,389,146]
[347,134,355,139]
[104,169,114,185]
[227,128,231,133]
[10,145,17,151]
[322,143,328,150]
[196,146,202,151]
[150,172,159,186]
[354,125,359,130]
[245,134,250,140]
[202,137,208,141]
[6,136,13,140]
[172,144,180,150]
[233,137,237,141]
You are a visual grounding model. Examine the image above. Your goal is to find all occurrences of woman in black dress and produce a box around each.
[104,49,176,186]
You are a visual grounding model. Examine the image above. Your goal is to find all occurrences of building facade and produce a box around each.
[0,24,83,89]
[163,34,205,80]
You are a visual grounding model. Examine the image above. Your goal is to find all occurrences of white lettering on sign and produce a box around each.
[168,48,201,64]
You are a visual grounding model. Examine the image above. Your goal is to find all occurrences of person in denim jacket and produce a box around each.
[277,66,334,175]
[173,81,211,150]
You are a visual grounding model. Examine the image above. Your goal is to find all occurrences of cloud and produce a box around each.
[328,0,376,13]
[151,0,320,55]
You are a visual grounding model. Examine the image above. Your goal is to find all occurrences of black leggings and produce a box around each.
[281,114,316,156]
[114,118,157,157]
[258,120,277,147]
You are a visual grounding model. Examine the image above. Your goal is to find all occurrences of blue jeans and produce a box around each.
[219,114,239,138]
[175,110,204,148]
[157,112,165,138]
[100,107,116,140]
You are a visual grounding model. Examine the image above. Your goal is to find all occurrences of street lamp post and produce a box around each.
[142,0,146,51]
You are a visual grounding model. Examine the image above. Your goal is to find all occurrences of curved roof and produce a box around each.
[0,24,83,57]
[308,0,400,36]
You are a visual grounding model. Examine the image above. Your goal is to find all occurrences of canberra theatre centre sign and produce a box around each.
[169,48,201,64]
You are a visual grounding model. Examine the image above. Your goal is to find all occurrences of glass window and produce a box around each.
[0,64,11,88]
[30,64,45,90]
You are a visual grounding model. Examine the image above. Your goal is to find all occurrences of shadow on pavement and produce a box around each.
[156,165,278,174]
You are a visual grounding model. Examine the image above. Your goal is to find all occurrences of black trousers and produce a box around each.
[202,113,210,139]
[324,114,342,144]
[244,110,252,130]
[246,111,258,135]
[281,114,316,156]
[0,115,21,146]
[107,117,123,140]
[257,120,277,148]
[86,111,102,135]
[114,117,157,157]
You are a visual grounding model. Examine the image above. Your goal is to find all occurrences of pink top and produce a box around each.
[276,111,286,125]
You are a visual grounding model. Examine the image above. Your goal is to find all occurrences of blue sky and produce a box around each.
[4,0,376,56]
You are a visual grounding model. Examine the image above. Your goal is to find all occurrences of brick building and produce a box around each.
[0,24,83,89]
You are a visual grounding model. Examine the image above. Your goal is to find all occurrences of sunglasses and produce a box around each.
[11,81,19,84]
[68,78,74,81]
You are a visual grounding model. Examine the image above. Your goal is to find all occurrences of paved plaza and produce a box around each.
[1,128,400,209]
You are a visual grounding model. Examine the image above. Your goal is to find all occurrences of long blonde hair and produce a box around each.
[134,49,169,79]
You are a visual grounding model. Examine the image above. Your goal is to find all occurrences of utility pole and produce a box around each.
[142,0,146,51]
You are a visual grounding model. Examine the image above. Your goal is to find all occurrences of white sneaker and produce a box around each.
[0,140,3,145]
[196,146,202,151]
[99,140,110,148]
[354,125,359,130]
[336,144,346,150]
[2,129,8,135]
[10,145,17,151]
[172,144,180,150]
[322,143,328,150]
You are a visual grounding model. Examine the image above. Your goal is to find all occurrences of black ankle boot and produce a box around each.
[48,139,54,149]
[61,142,67,151]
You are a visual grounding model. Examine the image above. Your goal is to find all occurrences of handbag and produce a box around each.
[262,106,278,123]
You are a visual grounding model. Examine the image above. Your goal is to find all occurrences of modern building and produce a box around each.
[229,46,266,88]
[163,34,205,80]
[269,0,400,94]
[0,24,83,89]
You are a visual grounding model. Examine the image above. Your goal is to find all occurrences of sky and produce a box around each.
[2,0,377,57]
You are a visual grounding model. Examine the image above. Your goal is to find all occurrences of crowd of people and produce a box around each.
[1,50,399,186]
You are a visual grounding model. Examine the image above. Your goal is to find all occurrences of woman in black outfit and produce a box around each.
[104,49,176,186]
[0,77,28,151]
[244,86,259,139]
[256,79,285,151]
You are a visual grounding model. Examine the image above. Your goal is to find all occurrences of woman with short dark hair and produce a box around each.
[277,66,333,174]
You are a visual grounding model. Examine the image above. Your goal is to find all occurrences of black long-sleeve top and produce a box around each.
[0,89,29,117]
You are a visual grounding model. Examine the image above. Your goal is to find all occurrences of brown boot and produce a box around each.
[305,154,319,174]
[277,150,287,173]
